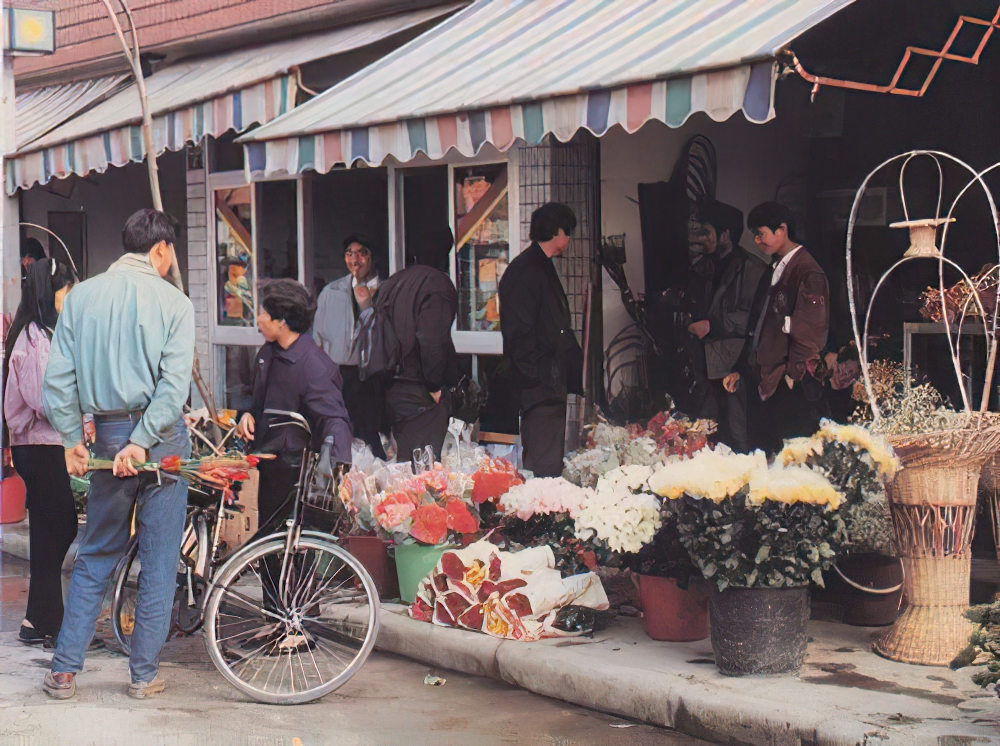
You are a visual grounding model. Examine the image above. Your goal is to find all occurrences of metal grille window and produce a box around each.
[518,134,599,449]
[518,135,599,337]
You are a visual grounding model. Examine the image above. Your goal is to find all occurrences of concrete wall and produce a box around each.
[599,110,808,356]
[20,151,188,278]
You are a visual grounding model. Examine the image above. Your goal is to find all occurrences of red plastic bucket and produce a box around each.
[342,535,399,600]
[635,574,709,642]
[0,475,27,525]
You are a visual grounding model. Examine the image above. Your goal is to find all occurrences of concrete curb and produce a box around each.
[373,605,1000,746]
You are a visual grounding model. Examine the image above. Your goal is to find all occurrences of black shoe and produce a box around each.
[19,624,52,646]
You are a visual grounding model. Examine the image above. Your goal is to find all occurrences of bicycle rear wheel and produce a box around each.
[203,535,380,704]
[111,541,140,654]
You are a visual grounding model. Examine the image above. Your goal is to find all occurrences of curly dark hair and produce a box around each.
[260,279,316,333]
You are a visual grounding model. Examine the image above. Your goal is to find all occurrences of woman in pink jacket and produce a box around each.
[4,258,76,645]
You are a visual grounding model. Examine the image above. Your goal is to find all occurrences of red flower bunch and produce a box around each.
[471,459,523,505]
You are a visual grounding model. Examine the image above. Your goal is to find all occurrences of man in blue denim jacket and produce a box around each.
[41,209,195,701]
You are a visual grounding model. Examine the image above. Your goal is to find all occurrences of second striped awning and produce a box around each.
[248,61,774,176]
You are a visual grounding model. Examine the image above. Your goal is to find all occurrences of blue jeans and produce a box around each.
[53,417,189,683]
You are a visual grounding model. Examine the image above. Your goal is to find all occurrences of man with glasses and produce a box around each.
[314,235,386,457]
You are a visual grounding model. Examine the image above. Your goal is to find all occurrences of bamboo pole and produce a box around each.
[98,0,184,292]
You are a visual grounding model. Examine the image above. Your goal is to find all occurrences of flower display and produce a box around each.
[562,409,715,488]
[411,503,449,545]
[748,463,844,510]
[499,477,593,521]
[373,492,417,533]
[648,447,766,502]
[574,466,661,553]
[779,420,898,480]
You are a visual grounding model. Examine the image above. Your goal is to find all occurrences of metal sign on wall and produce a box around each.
[4,8,56,55]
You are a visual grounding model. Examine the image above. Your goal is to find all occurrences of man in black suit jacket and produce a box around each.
[499,203,583,477]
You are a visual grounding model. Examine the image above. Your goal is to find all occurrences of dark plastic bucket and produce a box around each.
[826,553,904,627]
[709,586,810,676]
[635,575,709,642]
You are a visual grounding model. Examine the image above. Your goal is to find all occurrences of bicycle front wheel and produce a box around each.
[203,535,380,704]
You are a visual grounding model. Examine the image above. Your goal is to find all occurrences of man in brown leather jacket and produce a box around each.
[725,202,829,452]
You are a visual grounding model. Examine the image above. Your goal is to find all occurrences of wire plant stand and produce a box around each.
[846,151,1000,665]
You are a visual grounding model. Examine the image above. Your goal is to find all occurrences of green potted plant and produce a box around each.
[778,421,902,626]
[650,447,847,675]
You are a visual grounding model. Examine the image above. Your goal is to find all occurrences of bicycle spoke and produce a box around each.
[219,587,285,623]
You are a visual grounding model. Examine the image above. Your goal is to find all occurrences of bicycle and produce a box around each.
[113,411,380,704]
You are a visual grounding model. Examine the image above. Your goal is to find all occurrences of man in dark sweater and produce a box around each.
[499,203,583,477]
[378,229,460,461]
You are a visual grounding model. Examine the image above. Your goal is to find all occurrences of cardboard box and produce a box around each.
[219,468,258,554]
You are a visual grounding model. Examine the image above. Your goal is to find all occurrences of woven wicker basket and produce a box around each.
[873,425,1000,666]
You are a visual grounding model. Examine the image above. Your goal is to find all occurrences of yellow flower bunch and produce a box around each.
[777,421,898,480]
[648,448,767,502]
[816,421,898,479]
[748,463,844,510]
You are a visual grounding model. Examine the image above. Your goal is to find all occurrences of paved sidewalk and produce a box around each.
[371,603,1000,746]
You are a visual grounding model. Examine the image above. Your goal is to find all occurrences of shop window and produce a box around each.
[255,180,298,292]
[215,186,254,327]
[453,163,509,332]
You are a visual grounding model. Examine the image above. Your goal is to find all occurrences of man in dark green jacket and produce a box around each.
[687,201,769,451]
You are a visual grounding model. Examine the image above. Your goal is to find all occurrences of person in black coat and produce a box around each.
[235,279,353,528]
[499,203,583,477]
[379,228,461,461]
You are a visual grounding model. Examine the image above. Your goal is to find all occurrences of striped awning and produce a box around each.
[15,75,130,152]
[241,0,855,177]
[5,5,461,194]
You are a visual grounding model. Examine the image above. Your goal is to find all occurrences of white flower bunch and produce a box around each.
[575,465,661,554]
[648,446,767,502]
[499,477,593,520]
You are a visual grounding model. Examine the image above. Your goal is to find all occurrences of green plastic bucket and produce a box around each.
[395,543,447,603]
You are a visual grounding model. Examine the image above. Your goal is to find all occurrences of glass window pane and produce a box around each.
[215,186,254,327]
[454,164,509,331]
[256,181,298,296]
[220,345,256,412]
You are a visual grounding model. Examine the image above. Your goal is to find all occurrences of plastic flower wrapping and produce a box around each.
[409,540,609,641]
[498,477,593,521]
[647,447,767,501]
[574,466,661,554]
[471,458,524,505]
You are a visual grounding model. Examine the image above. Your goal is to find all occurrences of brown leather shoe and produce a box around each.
[43,671,76,700]
[127,676,165,699]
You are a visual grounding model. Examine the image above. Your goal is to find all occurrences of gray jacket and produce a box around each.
[704,247,769,380]
[313,274,358,367]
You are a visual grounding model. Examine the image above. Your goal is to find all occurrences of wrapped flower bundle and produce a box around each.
[87,453,260,490]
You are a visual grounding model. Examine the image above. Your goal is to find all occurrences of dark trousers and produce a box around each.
[521,401,567,478]
[256,460,301,612]
[341,365,386,459]
[386,382,451,462]
[759,379,824,455]
[11,445,78,636]
[706,378,750,453]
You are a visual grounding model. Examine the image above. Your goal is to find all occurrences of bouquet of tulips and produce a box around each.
[87,451,265,492]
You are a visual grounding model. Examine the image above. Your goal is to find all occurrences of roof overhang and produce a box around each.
[6,5,461,194]
[238,0,856,178]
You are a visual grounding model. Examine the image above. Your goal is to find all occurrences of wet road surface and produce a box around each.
[0,551,713,746]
